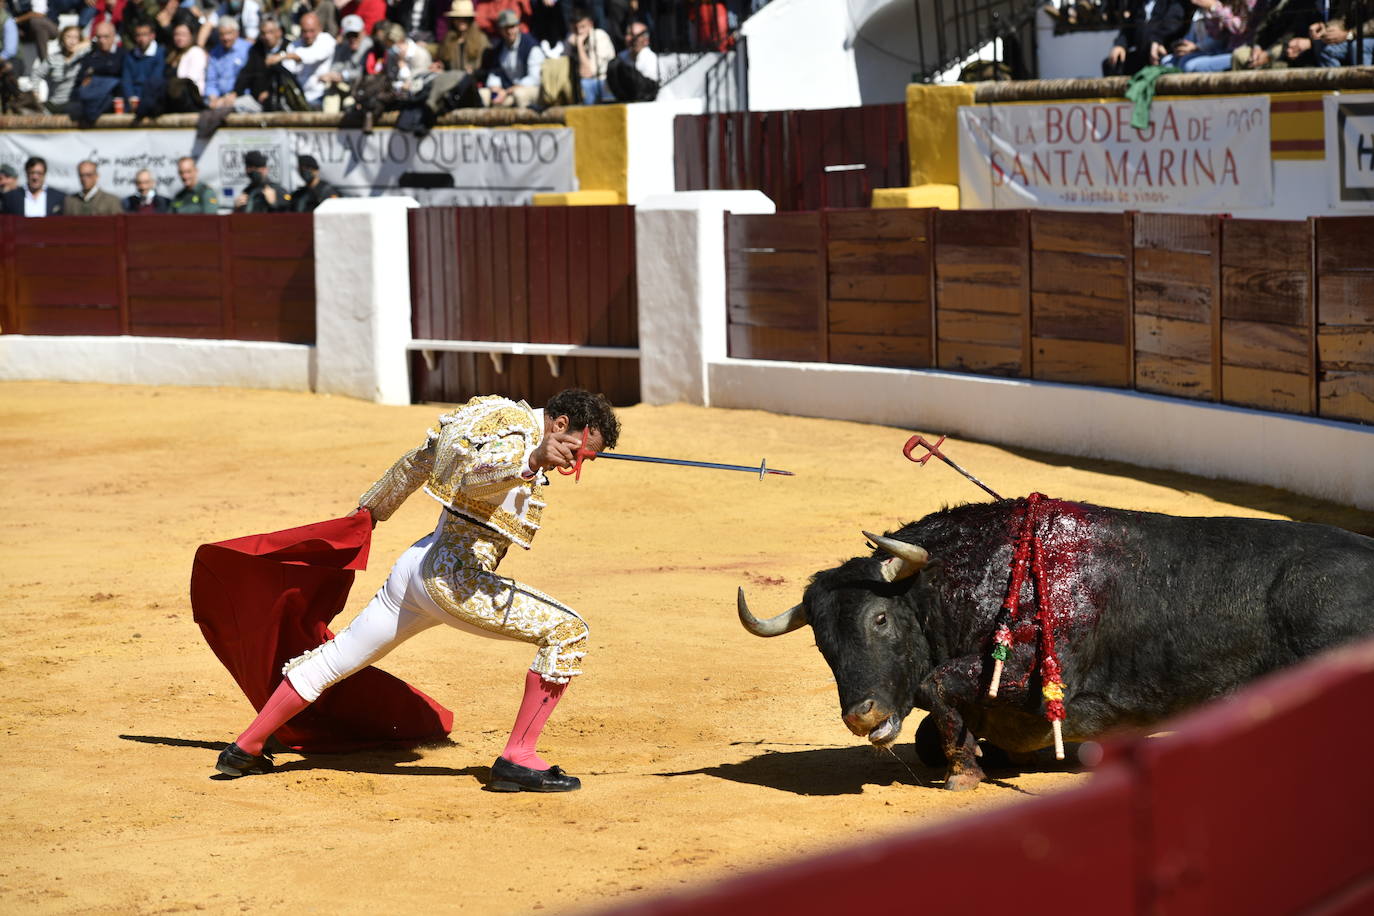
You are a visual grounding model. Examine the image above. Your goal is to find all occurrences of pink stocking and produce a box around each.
[501,669,567,770]
[235,678,310,756]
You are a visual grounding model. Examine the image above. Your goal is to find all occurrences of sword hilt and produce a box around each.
[556,426,598,482]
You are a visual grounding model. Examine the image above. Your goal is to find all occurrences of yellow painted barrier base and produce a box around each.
[871,184,960,209]
[531,190,626,206]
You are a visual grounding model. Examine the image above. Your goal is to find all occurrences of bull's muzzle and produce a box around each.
[843,698,903,745]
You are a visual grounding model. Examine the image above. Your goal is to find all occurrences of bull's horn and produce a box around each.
[737,587,808,637]
[862,531,930,582]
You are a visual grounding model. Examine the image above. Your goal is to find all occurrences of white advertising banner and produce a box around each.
[0,125,576,209]
[1324,92,1374,208]
[959,95,1272,212]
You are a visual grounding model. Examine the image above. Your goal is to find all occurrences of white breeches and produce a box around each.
[283,525,588,703]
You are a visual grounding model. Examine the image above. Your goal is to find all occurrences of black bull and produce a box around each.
[737,498,1374,790]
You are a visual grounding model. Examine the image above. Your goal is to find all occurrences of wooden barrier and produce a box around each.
[725,212,827,363]
[1315,216,1374,424]
[408,205,640,406]
[934,209,1030,377]
[675,105,909,211]
[0,213,316,343]
[826,209,934,370]
[725,208,1374,426]
[1031,210,1133,388]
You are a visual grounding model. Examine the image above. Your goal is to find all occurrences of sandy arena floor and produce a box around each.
[1,381,1369,914]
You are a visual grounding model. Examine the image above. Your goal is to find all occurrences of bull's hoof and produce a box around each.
[944,770,983,792]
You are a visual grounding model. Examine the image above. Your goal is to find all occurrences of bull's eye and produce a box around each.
[874,613,888,627]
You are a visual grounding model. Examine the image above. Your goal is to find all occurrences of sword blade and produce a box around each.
[595,452,795,476]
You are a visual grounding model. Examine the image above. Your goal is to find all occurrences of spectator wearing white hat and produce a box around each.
[337,0,385,36]
[319,12,372,111]
[436,0,488,74]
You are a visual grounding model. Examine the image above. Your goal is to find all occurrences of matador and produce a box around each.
[215,388,620,792]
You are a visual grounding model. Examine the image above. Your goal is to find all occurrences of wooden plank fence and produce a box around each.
[408,205,639,406]
[726,208,1374,425]
[675,104,909,211]
[0,213,315,343]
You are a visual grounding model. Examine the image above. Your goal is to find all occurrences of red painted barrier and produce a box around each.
[0,213,316,343]
[600,638,1374,916]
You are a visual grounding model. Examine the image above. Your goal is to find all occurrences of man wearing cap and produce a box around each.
[337,0,384,36]
[482,7,543,108]
[171,156,220,214]
[233,150,291,212]
[291,155,340,211]
[63,160,124,216]
[0,164,19,196]
[319,13,371,112]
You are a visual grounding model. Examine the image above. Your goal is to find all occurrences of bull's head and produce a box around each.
[739,531,930,748]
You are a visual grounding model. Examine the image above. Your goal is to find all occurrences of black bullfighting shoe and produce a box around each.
[215,742,275,778]
[487,756,581,793]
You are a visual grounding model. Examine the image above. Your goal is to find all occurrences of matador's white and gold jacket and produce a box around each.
[359,395,548,548]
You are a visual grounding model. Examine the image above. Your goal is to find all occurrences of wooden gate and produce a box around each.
[408,206,640,406]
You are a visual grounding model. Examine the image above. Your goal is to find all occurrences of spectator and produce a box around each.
[385,21,433,91]
[1,7,18,74]
[567,6,612,103]
[121,20,166,112]
[234,149,291,211]
[30,25,89,114]
[230,14,291,111]
[11,0,60,65]
[388,0,443,42]
[207,0,263,42]
[0,157,66,217]
[63,160,123,215]
[338,0,385,35]
[291,154,339,210]
[362,16,391,73]
[1233,0,1324,68]
[1167,0,1264,71]
[318,12,371,111]
[437,0,488,74]
[207,17,252,107]
[1306,1,1374,66]
[165,22,208,97]
[296,0,340,39]
[475,0,530,37]
[0,163,18,195]
[70,20,126,124]
[171,156,219,212]
[123,168,172,212]
[278,11,336,107]
[606,16,655,100]
[1103,0,1192,74]
[482,6,541,106]
[529,0,568,50]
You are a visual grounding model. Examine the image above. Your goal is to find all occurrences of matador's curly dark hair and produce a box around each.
[546,389,621,450]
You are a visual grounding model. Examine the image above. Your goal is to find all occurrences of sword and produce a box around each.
[557,427,796,483]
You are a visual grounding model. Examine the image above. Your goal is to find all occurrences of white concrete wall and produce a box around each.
[635,190,776,405]
[312,196,418,405]
[0,335,313,391]
[706,360,1374,510]
[743,0,863,111]
[626,98,705,205]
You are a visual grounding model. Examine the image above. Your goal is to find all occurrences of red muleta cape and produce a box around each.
[190,512,453,752]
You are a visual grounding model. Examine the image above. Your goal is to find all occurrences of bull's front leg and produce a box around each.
[920,656,987,791]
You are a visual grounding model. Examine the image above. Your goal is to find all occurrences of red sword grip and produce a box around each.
[903,434,946,466]
[557,426,599,482]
